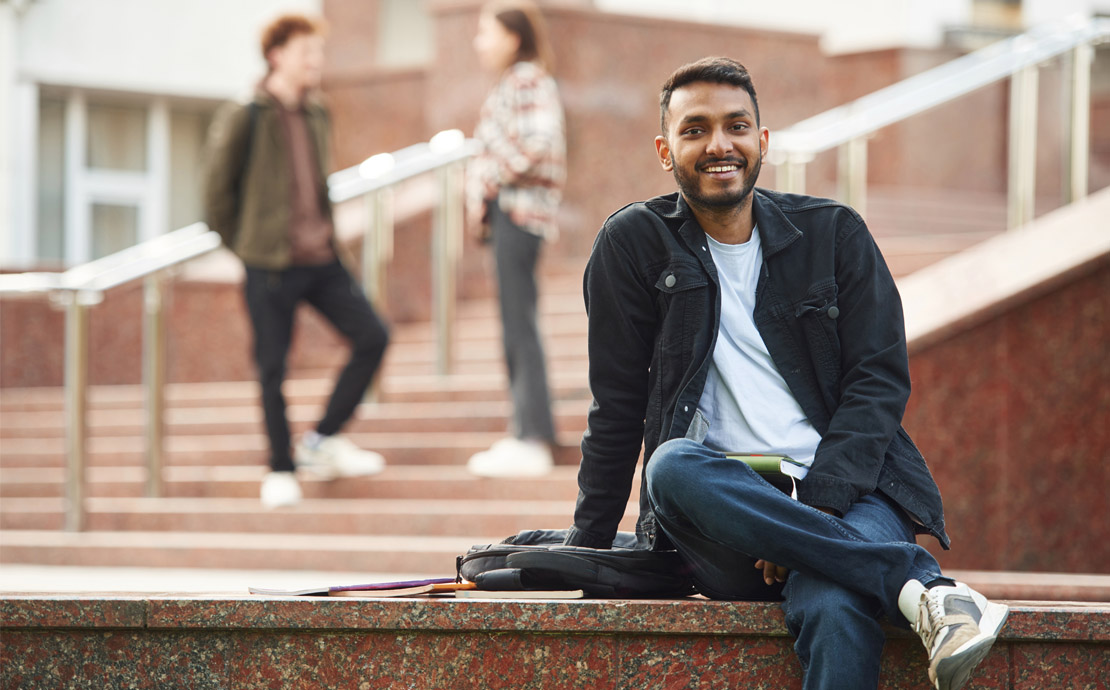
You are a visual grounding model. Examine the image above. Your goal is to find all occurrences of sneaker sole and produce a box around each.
[934,604,1010,690]
[295,450,385,480]
[298,464,384,480]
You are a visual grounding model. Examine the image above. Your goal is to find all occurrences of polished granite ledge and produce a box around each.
[3,595,1107,690]
[2,594,1107,641]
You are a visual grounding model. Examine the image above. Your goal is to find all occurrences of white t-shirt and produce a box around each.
[698,227,821,480]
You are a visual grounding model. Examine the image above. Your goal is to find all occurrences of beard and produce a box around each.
[671,153,761,211]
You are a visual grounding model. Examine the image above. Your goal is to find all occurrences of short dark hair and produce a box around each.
[659,57,760,133]
[260,14,326,62]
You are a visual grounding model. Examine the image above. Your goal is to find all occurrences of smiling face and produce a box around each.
[655,81,769,213]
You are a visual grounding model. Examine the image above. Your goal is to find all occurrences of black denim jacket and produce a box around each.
[565,189,950,551]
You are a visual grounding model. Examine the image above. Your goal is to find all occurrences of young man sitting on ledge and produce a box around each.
[564,57,1009,690]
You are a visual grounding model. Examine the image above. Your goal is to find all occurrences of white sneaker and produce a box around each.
[467,437,553,477]
[902,581,1010,690]
[260,471,302,509]
[295,434,385,479]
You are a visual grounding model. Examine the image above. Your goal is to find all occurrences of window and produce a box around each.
[32,89,218,265]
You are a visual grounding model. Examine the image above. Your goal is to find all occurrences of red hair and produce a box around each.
[260,14,326,62]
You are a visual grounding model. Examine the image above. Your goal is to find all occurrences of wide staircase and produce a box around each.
[0,255,615,577]
[0,185,1095,582]
[0,184,1019,579]
[3,212,1107,689]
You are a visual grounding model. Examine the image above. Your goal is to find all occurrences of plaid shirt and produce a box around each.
[468,60,566,240]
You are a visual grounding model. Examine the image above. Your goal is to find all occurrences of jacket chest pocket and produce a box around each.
[654,262,709,362]
[793,280,841,375]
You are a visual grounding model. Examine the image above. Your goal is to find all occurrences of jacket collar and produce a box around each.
[752,189,804,257]
[252,84,324,112]
[646,189,803,258]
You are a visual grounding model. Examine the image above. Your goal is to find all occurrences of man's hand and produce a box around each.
[754,559,788,586]
[467,199,492,244]
[753,506,841,585]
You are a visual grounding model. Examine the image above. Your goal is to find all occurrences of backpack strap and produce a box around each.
[233,101,260,213]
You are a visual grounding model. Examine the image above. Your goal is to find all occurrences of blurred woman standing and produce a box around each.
[466,0,566,477]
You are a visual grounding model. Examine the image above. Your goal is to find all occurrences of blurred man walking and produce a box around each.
[205,14,388,509]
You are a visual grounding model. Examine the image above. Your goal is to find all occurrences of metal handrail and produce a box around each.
[0,223,220,298]
[1,131,480,532]
[327,129,480,376]
[770,17,1109,226]
[328,133,482,203]
[0,223,222,532]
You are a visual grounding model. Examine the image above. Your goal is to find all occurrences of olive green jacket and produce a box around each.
[204,91,334,270]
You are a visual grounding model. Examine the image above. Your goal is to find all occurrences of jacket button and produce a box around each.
[665,274,676,288]
[827,306,840,319]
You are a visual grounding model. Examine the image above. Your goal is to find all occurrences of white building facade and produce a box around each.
[595,0,1110,52]
[0,0,320,269]
[2,0,1107,268]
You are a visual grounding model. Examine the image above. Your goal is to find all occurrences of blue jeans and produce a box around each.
[645,438,948,690]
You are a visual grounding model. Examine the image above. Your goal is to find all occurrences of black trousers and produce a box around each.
[244,260,389,471]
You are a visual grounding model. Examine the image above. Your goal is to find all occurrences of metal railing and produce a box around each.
[0,130,480,531]
[769,17,1110,228]
[328,129,481,376]
[0,223,222,531]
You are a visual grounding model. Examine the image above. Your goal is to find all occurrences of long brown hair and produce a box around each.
[485,0,556,74]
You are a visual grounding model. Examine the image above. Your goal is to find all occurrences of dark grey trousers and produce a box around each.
[490,203,556,443]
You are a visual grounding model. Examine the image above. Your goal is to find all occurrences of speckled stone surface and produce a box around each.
[2,595,1107,689]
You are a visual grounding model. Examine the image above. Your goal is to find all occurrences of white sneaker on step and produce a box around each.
[467,437,553,477]
[260,471,302,509]
[295,433,385,479]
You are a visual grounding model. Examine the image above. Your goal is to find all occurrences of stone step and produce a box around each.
[0,430,588,468]
[387,310,587,345]
[0,465,618,501]
[0,529,483,573]
[379,329,589,366]
[0,369,593,412]
[0,496,639,536]
[0,399,591,439]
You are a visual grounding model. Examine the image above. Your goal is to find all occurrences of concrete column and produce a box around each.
[64,90,89,263]
[0,5,19,265]
[146,97,170,240]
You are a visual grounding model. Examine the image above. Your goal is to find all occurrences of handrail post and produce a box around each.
[778,155,807,195]
[838,137,868,217]
[361,189,394,304]
[1065,41,1092,204]
[432,162,463,376]
[1008,64,1039,229]
[143,271,166,498]
[62,293,90,532]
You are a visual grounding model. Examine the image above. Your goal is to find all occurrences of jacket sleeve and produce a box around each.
[480,69,564,191]
[203,102,252,248]
[564,225,657,548]
[795,213,911,515]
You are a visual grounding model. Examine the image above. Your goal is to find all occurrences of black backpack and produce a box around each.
[457,529,696,598]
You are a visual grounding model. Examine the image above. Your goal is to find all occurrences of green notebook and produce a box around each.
[725,453,802,498]
[724,453,805,475]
